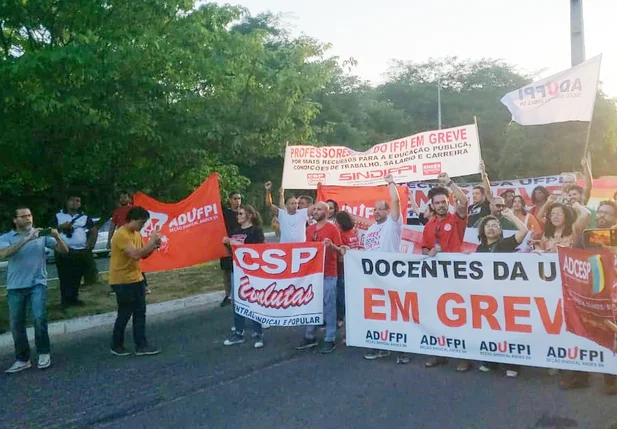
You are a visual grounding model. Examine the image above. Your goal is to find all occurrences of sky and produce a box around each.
[216,0,617,97]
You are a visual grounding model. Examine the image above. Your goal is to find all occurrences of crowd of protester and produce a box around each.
[2,160,617,397]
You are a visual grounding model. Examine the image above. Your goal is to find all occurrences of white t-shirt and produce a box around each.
[277,208,308,243]
[363,214,403,252]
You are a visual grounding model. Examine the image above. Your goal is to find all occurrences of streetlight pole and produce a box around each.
[570,0,586,66]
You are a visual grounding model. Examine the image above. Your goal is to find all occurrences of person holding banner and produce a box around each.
[534,202,590,253]
[529,186,550,224]
[265,181,308,243]
[467,161,492,227]
[294,202,344,354]
[363,174,408,363]
[422,173,469,371]
[334,211,360,335]
[220,192,242,307]
[223,205,267,349]
[474,209,528,377]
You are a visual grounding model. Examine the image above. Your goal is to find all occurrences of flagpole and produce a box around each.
[582,119,593,156]
[437,78,442,130]
[474,116,482,161]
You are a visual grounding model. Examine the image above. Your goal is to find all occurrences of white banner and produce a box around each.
[232,243,325,326]
[282,124,481,189]
[345,251,617,374]
[500,55,602,125]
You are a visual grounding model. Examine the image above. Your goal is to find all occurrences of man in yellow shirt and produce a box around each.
[109,206,161,356]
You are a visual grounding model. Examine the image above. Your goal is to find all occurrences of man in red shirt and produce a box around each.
[421,173,469,371]
[107,191,132,250]
[295,202,344,354]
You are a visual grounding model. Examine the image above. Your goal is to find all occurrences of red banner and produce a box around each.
[133,174,228,272]
[558,247,617,351]
[316,184,410,230]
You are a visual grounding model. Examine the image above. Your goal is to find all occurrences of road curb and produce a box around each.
[0,290,225,348]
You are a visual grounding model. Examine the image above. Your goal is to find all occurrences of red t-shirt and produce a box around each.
[422,212,467,253]
[340,229,361,250]
[112,204,132,228]
[307,222,342,278]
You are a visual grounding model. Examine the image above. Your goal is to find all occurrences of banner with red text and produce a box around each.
[232,243,325,326]
[317,184,409,231]
[558,247,616,351]
[407,175,617,219]
[345,251,617,374]
[133,174,228,272]
[282,124,481,189]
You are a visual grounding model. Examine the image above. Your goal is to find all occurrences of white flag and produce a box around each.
[500,55,602,126]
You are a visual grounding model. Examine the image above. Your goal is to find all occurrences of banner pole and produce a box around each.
[582,119,593,156]
[474,116,483,161]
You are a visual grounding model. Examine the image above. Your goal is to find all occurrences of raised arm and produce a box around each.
[571,201,592,236]
[0,229,39,260]
[384,174,401,222]
[264,181,280,217]
[439,172,468,218]
[581,156,592,205]
[123,229,160,261]
[501,209,529,243]
[480,159,492,202]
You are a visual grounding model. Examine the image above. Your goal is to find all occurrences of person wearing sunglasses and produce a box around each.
[472,196,517,231]
[421,172,470,371]
[222,205,267,349]
[294,202,345,354]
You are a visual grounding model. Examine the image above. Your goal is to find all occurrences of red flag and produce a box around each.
[133,174,228,272]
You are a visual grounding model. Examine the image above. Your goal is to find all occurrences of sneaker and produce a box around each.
[364,349,391,360]
[506,370,519,378]
[456,360,471,372]
[425,357,448,368]
[262,324,270,329]
[220,296,231,307]
[294,338,318,350]
[337,320,344,328]
[320,341,336,354]
[110,346,132,357]
[37,354,51,369]
[397,354,411,364]
[5,360,31,374]
[478,365,493,372]
[223,332,245,346]
[135,345,161,356]
[253,334,264,349]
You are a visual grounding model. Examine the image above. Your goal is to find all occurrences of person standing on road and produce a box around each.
[334,211,360,337]
[474,210,528,377]
[265,181,309,243]
[421,173,470,371]
[51,194,98,307]
[109,207,161,357]
[295,202,345,354]
[361,174,407,363]
[219,192,242,307]
[0,207,69,373]
[222,205,267,349]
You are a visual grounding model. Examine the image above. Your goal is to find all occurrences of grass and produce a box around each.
[0,262,223,335]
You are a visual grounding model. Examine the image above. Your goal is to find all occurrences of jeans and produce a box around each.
[111,281,147,348]
[336,276,345,321]
[231,273,262,335]
[8,284,50,361]
[305,276,337,342]
[56,249,88,304]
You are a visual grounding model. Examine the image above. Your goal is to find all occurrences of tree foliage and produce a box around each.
[1,4,616,231]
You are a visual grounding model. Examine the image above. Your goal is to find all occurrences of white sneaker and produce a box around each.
[37,354,51,369]
[5,360,32,374]
[262,324,270,329]
[254,338,264,349]
[506,370,518,378]
[478,365,492,372]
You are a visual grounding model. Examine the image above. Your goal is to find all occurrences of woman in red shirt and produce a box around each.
[335,211,360,340]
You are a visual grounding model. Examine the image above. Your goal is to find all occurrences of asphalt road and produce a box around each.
[1,305,616,429]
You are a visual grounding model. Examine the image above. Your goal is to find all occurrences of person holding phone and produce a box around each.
[109,206,161,357]
[0,207,68,373]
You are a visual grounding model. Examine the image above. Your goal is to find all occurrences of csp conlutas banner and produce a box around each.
[232,243,325,326]
[344,251,617,374]
[282,124,481,189]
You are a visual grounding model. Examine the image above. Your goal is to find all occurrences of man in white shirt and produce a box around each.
[265,181,308,243]
[361,174,408,364]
